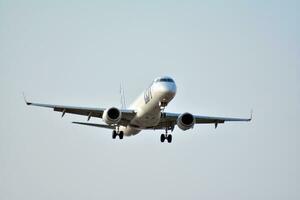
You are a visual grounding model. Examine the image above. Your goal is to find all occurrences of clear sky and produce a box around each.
[1,1,299,199]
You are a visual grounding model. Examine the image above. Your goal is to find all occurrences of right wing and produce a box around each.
[151,111,252,130]
[162,112,251,124]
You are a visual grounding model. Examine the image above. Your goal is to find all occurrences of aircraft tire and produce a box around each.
[119,131,124,139]
[167,134,172,143]
[112,130,117,139]
[160,134,165,143]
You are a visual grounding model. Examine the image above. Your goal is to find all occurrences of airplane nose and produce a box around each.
[160,83,177,97]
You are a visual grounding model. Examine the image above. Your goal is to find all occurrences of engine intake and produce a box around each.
[177,113,195,131]
[103,107,122,125]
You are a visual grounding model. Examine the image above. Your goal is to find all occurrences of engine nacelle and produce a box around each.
[102,107,122,125]
[177,112,195,131]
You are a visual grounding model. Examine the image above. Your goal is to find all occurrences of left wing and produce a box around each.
[26,101,106,118]
[25,99,136,125]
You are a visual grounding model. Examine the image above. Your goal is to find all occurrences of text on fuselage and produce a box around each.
[144,86,152,104]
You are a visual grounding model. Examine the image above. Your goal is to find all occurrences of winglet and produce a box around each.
[249,109,253,121]
[23,92,31,105]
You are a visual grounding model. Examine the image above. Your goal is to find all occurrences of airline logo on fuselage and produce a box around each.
[144,86,152,104]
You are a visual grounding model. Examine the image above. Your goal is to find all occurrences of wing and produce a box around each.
[25,98,136,126]
[152,112,252,130]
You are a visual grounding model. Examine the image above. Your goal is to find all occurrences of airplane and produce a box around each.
[24,76,252,143]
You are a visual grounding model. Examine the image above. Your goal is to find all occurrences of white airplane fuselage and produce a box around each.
[120,78,177,136]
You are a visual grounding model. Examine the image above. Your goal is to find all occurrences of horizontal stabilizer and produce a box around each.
[72,122,115,130]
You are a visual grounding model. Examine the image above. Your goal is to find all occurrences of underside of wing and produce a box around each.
[162,112,251,123]
[26,101,106,117]
[154,111,252,130]
[194,115,251,124]
[25,98,136,126]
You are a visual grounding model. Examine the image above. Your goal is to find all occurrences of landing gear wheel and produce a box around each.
[160,134,165,143]
[112,130,117,139]
[167,134,172,143]
[119,131,124,139]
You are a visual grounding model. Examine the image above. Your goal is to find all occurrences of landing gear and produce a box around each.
[112,130,117,139]
[119,131,124,139]
[160,128,173,143]
[159,101,168,109]
[160,134,165,142]
[167,134,172,143]
[112,129,124,140]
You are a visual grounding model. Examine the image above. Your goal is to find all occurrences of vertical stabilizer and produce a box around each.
[120,83,126,109]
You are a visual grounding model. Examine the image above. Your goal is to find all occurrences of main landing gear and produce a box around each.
[160,129,172,143]
[112,130,124,140]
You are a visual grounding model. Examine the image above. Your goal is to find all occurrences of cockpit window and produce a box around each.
[155,78,174,83]
[161,78,174,82]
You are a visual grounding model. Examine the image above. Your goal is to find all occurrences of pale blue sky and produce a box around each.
[1,1,299,200]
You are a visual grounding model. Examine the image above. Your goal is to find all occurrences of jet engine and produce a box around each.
[177,113,195,131]
[102,107,122,125]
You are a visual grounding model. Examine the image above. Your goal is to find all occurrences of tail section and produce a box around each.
[120,83,126,109]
